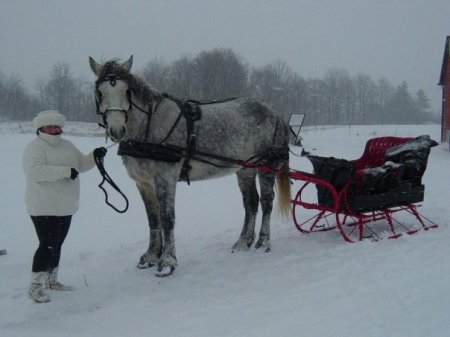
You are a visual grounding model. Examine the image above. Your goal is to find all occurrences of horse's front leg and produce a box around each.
[154,177,177,276]
[232,168,259,252]
[136,181,163,269]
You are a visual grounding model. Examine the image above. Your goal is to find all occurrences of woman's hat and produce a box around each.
[33,110,66,129]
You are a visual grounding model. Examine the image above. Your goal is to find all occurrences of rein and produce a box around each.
[94,146,129,213]
[120,141,289,173]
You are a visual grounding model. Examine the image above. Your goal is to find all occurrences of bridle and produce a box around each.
[94,74,153,129]
[94,72,188,143]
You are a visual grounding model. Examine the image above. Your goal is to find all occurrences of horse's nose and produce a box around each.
[109,126,126,142]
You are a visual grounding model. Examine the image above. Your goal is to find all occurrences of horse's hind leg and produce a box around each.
[136,182,163,269]
[255,171,276,252]
[154,178,177,276]
[232,168,259,252]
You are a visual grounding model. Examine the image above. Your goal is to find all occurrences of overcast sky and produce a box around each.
[1,0,449,111]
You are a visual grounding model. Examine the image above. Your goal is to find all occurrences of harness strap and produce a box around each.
[143,100,153,142]
[156,94,201,184]
[179,101,201,184]
[160,110,184,144]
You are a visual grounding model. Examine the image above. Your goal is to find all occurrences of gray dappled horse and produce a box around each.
[89,56,291,276]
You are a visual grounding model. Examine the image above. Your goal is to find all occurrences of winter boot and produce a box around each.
[45,267,73,291]
[28,272,50,303]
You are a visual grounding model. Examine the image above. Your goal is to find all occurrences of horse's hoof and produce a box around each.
[155,265,175,277]
[137,262,152,269]
[255,239,271,252]
[137,258,156,269]
[231,239,252,253]
[138,252,161,269]
[155,254,177,277]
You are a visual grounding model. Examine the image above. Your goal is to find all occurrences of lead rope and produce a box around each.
[94,143,129,213]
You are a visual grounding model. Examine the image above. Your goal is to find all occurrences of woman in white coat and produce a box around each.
[22,110,106,303]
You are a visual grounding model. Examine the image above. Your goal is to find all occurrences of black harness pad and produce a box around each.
[118,140,182,162]
[183,100,202,122]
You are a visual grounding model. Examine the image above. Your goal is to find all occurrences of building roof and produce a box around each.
[439,36,450,85]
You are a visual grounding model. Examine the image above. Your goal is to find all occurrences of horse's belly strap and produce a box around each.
[118,140,182,162]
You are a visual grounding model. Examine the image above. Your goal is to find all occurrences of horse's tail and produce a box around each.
[276,158,291,219]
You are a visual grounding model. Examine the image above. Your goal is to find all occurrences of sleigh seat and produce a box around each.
[290,135,438,242]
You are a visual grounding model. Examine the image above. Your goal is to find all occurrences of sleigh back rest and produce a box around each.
[351,136,413,170]
[383,135,439,185]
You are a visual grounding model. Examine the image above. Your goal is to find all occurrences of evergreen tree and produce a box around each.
[415,89,432,123]
[385,82,417,124]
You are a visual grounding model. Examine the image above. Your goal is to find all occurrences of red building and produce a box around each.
[439,35,450,142]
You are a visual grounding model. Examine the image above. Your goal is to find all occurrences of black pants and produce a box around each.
[30,215,72,273]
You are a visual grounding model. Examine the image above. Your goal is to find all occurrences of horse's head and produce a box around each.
[89,55,134,142]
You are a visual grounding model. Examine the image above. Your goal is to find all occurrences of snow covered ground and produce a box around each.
[0,123,449,337]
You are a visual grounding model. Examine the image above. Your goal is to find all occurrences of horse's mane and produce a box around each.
[96,59,161,104]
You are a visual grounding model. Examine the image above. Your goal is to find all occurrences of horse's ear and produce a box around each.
[121,55,133,72]
[89,56,102,76]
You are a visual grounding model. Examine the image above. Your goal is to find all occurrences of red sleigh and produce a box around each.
[289,135,438,242]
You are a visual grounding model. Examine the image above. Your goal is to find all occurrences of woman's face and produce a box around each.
[40,125,62,135]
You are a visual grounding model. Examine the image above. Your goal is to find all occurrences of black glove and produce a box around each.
[70,168,79,180]
[94,147,107,159]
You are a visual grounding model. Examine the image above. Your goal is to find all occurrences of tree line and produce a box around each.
[0,48,437,125]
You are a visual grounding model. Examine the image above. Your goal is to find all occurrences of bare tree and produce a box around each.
[304,79,325,125]
[193,48,248,100]
[249,60,293,116]
[374,78,395,124]
[38,62,80,119]
[321,68,353,124]
[0,72,35,121]
[285,73,308,119]
[354,73,376,123]
[168,55,197,99]
[141,58,170,91]
[340,75,356,124]
[75,81,97,122]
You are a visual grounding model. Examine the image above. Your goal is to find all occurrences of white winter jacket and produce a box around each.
[22,133,96,216]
